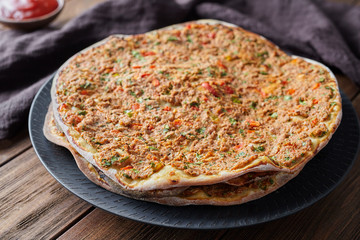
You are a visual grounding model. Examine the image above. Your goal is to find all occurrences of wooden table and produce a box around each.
[1,1,360,239]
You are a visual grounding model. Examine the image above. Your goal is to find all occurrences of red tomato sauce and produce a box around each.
[0,0,58,20]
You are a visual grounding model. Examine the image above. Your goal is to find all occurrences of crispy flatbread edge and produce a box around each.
[43,104,189,199]
[148,170,301,206]
[50,19,342,191]
[44,104,301,206]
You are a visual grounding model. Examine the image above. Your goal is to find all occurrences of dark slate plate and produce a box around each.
[29,76,360,229]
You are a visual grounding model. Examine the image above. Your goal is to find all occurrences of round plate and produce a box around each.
[29,76,360,229]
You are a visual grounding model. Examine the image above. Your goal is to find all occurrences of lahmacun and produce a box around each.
[44,20,342,205]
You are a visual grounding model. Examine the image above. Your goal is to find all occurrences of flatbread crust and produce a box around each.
[49,19,342,196]
[44,104,188,198]
[44,104,301,205]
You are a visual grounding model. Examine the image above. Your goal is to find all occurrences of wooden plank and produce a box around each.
[221,174,360,240]
[0,148,92,240]
[335,73,359,100]
[58,208,226,240]
[0,128,32,166]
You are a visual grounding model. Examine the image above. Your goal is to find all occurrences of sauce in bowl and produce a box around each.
[0,0,59,20]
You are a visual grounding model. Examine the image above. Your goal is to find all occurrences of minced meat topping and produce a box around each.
[56,23,341,180]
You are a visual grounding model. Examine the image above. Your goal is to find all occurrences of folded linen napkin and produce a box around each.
[1,0,359,139]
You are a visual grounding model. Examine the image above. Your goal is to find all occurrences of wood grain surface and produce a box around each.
[1,0,360,239]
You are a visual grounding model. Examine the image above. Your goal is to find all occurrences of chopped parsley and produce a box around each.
[167,36,179,41]
[270,112,278,118]
[78,110,87,115]
[231,96,242,103]
[196,127,206,134]
[186,35,192,43]
[220,71,227,77]
[239,129,245,137]
[235,152,245,158]
[145,105,153,110]
[131,50,143,59]
[80,82,91,89]
[299,98,306,105]
[190,101,200,108]
[229,118,237,125]
[253,146,265,152]
[129,91,136,97]
[284,95,292,101]
[163,125,170,134]
[120,156,129,162]
[124,110,133,117]
[101,159,111,167]
[250,101,257,109]
[111,156,118,164]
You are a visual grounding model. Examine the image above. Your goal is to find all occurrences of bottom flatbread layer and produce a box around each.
[44,104,301,206]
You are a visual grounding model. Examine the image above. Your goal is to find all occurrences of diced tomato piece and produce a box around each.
[68,115,82,125]
[218,80,225,86]
[148,125,154,130]
[312,118,318,125]
[115,86,124,92]
[202,82,219,97]
[254,89,266,98]
[104,67,114,73]
[312,83,321,90]
[142,51,156,57]
[224,86,234,94]
[217,60,227,70]
[130,123,143,130]
[173,119,182,127]
[248,120,260,127]
[186,24,192,29]
[291,59,298,64]
[132,66,141,69]
[209,32,216,39]
[281,81,288,85]
[312,99,318,104]
[121,166,133,170]
[287,89,295,95]
[163,106,171,111]
[59,103,67,111]
[132,103,140,110]
[150,65,156,69]
[141,73,151,78]
[191,106,199,111]
[152,78,160,87]
[234,143,244,150]
[80,90,88,95]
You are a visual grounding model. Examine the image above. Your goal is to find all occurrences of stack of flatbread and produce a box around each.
[43,20,342,206]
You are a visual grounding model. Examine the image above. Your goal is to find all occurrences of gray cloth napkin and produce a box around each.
[1,0,360,139]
